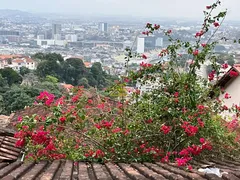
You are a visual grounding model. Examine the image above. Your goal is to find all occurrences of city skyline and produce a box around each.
[0,0,239,20]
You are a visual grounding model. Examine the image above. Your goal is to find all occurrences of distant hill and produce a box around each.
[0,9,45,23]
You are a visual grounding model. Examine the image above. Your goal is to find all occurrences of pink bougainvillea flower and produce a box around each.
[59,116,67,123]
[221,63,228,69]
[112,127,122,133]
[142,54,147,59]
[167,29,172,34]
[195,31,204,37]
[201,43,206,47]
[213,22,220,27]
[161,125,171,134]
[206,5,212,9]
[200,138,205,144]
[193,50,199,56]
[229,70,239,77]
[174,92,179,98]
[145,118,153,124]
[224,93,231,99]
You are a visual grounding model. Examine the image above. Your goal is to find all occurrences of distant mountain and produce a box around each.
[0,9,34,18]
[0,9,46,23]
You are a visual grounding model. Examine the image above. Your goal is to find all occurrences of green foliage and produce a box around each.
[78,77,90,88]
[2,85,33,114]
[45,75,58,84]
[19,67,31,76]
[0,67,22,86]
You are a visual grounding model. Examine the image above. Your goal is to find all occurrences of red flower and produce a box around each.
[71,95,79,102]
[197,118,205,128]
[18,116,23,122]
[154,24,160,30]
[175,157,192,166]
[208,70,215,81]
[213,22,220,27]
[124,78,131,83]
[140,62,152,68]
[123,129,130,136]
[97,103,105,109]
[161,125,171,134]
[179,149,189,157]
[206,5,212,9]
[224,93,231,99]
[88,99,93,104]
[221,63,228,69]
[167,29,172,34]
[193,50,199,56]
[188,165,193,171]
[142,54,147,59]
[200,138,205,144]
[94,149,105,158]
[59,116,66,123]
[112,127,122,133]
[15,139,25,147]
[142,31,149,35]
[174,92,179,98]
[145,118,153,124]
[101,120,113,129]
[197,105,205,111]
[95,123,102,129]
[195,31,204,37]
[201,43,206,47]
[161,155,169,163]
[181,122,198,136]
[229,70,239,77]
[222,105,228,111]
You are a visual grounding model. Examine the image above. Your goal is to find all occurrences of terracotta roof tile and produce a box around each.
[0,159,240,179]
[0,134,22,161]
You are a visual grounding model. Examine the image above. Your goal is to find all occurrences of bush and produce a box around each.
[14,0,240,169]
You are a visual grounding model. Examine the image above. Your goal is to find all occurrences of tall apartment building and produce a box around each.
[98,22,108,32]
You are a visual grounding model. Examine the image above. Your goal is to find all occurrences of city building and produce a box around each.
[137,37,145,53]
[0,55,37,71]
[98,22,108,32]
[155,37,163,47]
[0,30,20,43]
[65,34,78,42]
[52,23,61,38]
[37,35,45,40]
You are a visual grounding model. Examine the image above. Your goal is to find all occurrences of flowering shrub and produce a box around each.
[15,0,240,169]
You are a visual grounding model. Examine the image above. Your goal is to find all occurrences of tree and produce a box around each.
[45,75,58,84]
[90,62,106,88]
[0,67,22,86]
[32,52,45,60]
[2,86,33,114]
[78,77,90,88]
[36,60,61,79]
[45,53,64,62]
[62,58,87,85]
[20,67,30,76]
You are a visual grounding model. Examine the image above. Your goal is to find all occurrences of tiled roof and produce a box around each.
[0,115,10,128]
[0,130,22,162]
[7,106,50,130]
[0,159,240,179]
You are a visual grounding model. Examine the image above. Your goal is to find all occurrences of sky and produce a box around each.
[1,0,240,20]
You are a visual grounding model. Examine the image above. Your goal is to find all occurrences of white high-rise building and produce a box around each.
[155,37,163,47]
[98,22,108,32]
[37,35,44,40]
[65,34,78,42]
[137,37,145,53]
[54,34,61,40]
[52,24,61,38]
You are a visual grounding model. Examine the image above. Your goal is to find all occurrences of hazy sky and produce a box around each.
[1,0,240,20]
